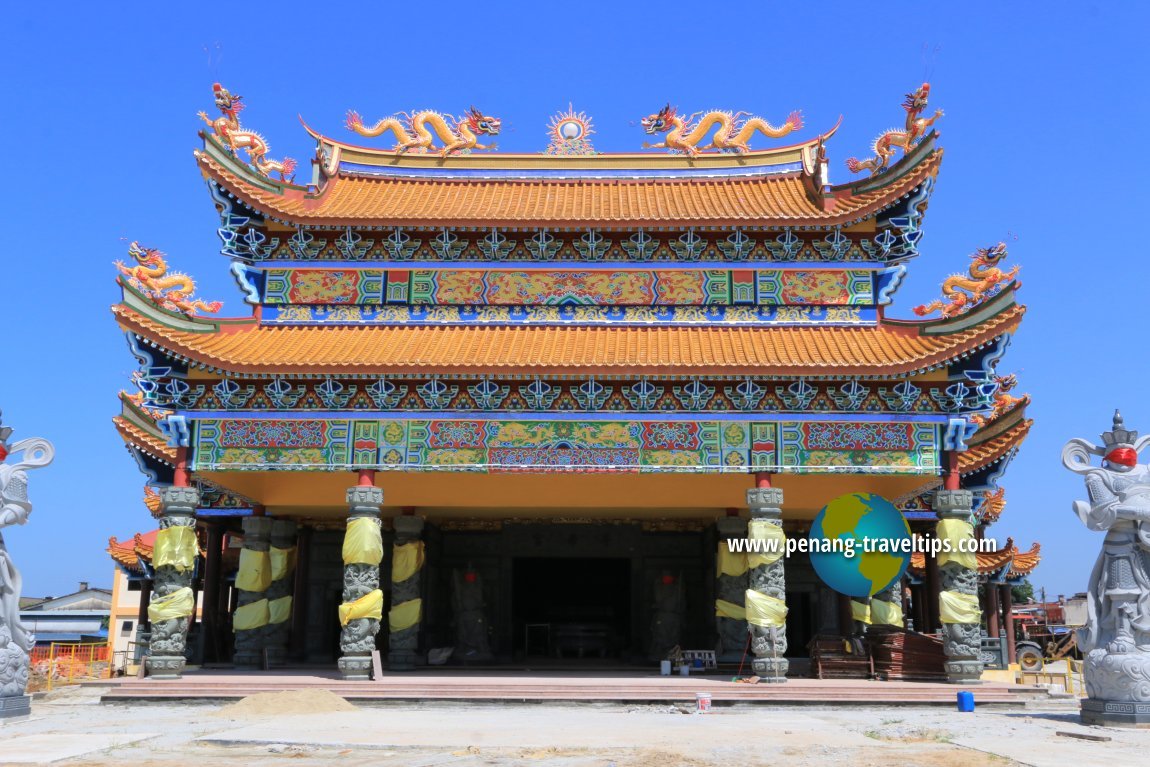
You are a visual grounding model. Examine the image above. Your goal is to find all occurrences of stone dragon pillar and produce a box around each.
[389,516,425,671]
[934,489,982,684]
[232,516,273,669]
[746,484,788,683]
[263,520,297,667]
[869,579,905,630]
[338,484,385,680]
[145,485,200,678]
[714,516,749,661]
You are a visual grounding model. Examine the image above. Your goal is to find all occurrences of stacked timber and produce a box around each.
[867,629,947,681]
[807,635,873,679]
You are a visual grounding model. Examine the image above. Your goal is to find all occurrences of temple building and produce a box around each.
[111,84,1037,683]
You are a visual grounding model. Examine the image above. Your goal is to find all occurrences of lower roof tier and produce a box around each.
[114,292,1022,377]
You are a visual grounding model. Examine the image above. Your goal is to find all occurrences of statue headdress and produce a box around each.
[0,410,11,461]
[1102,409,1139,467]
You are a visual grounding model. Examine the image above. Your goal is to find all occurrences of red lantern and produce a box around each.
[464,571,478,583]
[661,574,675,585]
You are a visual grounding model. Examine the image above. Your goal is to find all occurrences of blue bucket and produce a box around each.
[956,690,975,712]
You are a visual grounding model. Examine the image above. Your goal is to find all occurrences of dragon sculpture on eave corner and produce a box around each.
[913,242,1020,319]
[346,107,502,156]
[639,106,803,155]
[846,82,943,175]
[115,241,222,316]
[199,83,298,182]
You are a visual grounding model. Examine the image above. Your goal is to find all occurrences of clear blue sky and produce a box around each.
[2,2,1147,601]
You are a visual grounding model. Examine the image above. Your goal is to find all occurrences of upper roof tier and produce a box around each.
[197,124,942,230]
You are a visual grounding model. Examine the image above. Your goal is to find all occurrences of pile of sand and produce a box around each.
[212,689,358,718]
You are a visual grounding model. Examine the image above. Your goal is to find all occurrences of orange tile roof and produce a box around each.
[107,530,159,571]
[114,414,176,463]
[910,539,1041,578]
[196,147,941,229]
[114,302,1023,377]
[959,416,1033,476]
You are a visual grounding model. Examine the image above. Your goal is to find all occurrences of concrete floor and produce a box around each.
[2,683,1146,767]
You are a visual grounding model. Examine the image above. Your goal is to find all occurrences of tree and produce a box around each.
[1011,579,1034,604]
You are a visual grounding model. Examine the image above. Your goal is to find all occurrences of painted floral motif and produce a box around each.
[428,421,485,449]
[220,420,326,448]
[804,422,913,451]
[642,422,700,450]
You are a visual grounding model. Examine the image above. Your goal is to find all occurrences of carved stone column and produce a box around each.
[339,485,384,680]
[934,489,982,684]
[264,520,297,667]
[850,597,871,636]
[715,516,749,661]
[145,485,200,679]
[746,486,788,683]
[870,579,905,630]
[233,516,273,669]
[389,516,425,671]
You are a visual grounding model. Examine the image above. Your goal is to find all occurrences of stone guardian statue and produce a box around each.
[0,411,55,719]
[1062,410,1150,726]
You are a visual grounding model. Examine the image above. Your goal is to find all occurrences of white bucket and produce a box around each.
[696,692,712,713]
[660,660,671,676]
[679,664,690,676]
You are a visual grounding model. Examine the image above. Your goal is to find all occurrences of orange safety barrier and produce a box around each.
[29,643,112,691]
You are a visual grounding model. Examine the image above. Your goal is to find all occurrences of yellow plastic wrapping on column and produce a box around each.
[870,599,904,627]
[715,599,746,620]
[342,517,384,566]
[937,519,977,570]
[744,589,787,628]
[851,599,872,625]
[747,519,785,567]
[270,546,296,582]
[392,541,425,583]
[147,587,194,623]
[236,548,272,592]
[153,526,197,573]
[716,545,748,578]
[338,589,384,626]
[233,598,270,630]
[268,595,293,626]
[389,598,423,632]
[939,590,981,624]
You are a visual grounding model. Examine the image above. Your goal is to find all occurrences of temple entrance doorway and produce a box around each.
[512,557,632,662]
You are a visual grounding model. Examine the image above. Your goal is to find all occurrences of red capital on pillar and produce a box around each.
[358,469,376,487]
[755,472,772,489]
[173,447,190,487]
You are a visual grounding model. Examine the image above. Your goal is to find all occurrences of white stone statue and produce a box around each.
[0,411,55,703]
[1063,410,1150,725]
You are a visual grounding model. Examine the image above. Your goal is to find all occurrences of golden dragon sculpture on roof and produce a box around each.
[199,83,297,181]
[639,105,803,155]
[913,242,1020,318]
[346,107,502,155]
[115,241,222,316]
[847,82,943,175]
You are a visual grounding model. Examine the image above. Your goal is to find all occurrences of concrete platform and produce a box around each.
[100,669,1048,706]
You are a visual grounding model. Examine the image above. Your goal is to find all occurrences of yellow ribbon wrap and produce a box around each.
[392,541,425,583]
[153,526,197,573]
[748,519,785,567]
[937,519,977,570]
[343,517,384,566]
[870,599,904,627]
[147,587,194,623]
[339,589,383,626]
[939,590,981,624]
[268,595,293,626]
[851,599,872,625]
[388,598,423,632]
[716,545,748,578]
[270,546,296,582]
[745,590,788,628]
[236,548,272,592]
[233,598,270,630]
[715,599,746,620]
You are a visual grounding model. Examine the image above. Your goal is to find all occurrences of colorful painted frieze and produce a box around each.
[189,418,939,474]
